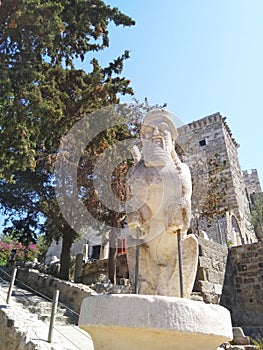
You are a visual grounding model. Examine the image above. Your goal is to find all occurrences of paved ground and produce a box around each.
[0,272,94,350]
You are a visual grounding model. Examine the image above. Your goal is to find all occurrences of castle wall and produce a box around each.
[178,113,229,243]
[178,113,257,245]
[222,120,257,244]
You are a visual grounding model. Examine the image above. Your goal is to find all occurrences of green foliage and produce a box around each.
[0,0,135,280]
[36,235,50,263]
[250,337,263,349]
[3,215,38,246]
[0,0,135,180]
[0,239,38,266]
[0,241,12,265]
[227,240,233,247]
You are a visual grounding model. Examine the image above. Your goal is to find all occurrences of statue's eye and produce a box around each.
[144,126,153,138]
[158,123,169,132]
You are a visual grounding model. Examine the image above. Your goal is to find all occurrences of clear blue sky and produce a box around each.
[1,0,263,230]
[95,0,263,187]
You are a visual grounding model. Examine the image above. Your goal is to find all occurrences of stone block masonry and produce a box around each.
[81,253,129,285]
[222,242,263,313]
[192,239,263,338]
[220,241,263,338]
[193,237,228,303]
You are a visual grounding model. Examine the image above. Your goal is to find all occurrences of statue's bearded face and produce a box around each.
[141,120,174,166]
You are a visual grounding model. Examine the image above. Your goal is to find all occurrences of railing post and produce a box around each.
[177,230,184,298]
[48,289,59,343]
[6,267,17,304]
[134,228,140,294]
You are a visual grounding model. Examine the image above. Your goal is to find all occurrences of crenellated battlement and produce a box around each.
[188,112,222,130]
[179,112,239,148]
[243,168,262,194]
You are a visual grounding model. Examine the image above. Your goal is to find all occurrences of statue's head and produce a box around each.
[141,110,178,141]
[141,109,178,166]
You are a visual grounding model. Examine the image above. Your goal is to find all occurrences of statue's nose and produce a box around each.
[153,127,159,135]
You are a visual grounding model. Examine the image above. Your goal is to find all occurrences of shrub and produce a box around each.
[0,240,39,265]
[0,241,12,266]
[250,337,263,349]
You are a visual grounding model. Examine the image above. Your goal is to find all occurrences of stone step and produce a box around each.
[22,300,53,308]
[38,313,74,325]
[27,304,78,325]
[14,290,79,325]
[27,304,66,314]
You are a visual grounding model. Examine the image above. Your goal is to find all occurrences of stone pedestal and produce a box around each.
[79,294,233,350]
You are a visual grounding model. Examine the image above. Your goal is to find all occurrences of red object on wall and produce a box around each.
[117,239,126,255]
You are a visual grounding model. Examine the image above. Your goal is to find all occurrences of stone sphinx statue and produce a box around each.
[126,109,198,297]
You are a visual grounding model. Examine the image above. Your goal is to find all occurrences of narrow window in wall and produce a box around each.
[199,139,206,146]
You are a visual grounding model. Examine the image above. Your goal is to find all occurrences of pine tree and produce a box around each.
[0,0,135,279]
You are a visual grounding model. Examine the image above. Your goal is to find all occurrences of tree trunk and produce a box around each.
[108,217,118,285]
[59,224,74,280]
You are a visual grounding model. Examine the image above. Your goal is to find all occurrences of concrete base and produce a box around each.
[79,294,233,350]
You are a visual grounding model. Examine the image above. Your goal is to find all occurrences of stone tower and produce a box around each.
[243,169,262,197]
[177,112,257,246]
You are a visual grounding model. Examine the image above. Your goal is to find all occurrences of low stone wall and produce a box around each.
[81,254,129,285]
[220,242,263,337]
[193,237,228,303]
[186,239,263,338]
[230,242,263,313]
[220,249,238,313]
[17,268,96,313]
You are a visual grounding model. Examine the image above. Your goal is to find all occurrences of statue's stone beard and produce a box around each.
[142,137,173,167]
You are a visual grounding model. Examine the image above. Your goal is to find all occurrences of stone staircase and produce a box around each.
[12,286,79,326]
[0,275,94,350]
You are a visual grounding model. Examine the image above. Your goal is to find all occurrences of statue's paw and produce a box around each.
[128,223,148,240]
[166,225,177,235]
